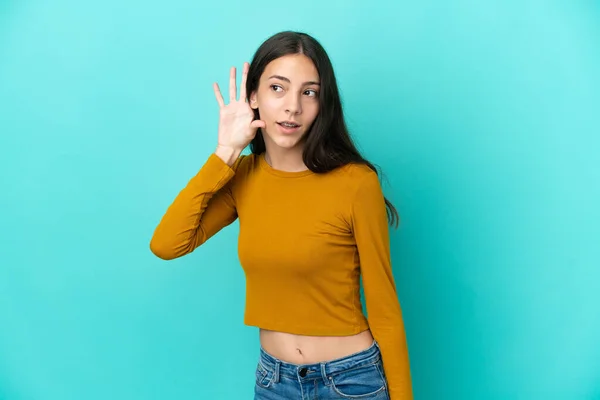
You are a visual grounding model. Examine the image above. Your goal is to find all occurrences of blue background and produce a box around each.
[1,1,599,399]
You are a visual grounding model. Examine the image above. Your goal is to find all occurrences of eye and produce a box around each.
[305,89,319,97]
[270,84,283,92]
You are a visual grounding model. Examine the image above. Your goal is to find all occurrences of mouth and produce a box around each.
[276,120,302,134]
[277,121,302,128]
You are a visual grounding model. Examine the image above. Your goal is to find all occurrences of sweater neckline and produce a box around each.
[258,153,315,178]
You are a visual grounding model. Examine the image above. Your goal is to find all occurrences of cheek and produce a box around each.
[306,101,320,121]
[257,97,281,120]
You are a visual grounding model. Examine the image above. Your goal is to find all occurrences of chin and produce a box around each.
[273,136,304,149]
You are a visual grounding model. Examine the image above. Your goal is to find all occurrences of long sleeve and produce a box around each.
[149,153,244,260]
[351,171,414,400]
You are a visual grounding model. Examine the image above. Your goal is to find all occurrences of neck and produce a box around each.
[264,142,307,172]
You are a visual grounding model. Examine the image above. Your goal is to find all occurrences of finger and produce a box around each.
[229,66,237,102]
[213,82,224,108]
[239,62,248,101]
[250,119,266,129]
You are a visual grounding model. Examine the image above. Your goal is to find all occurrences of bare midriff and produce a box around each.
[259,328,375,364]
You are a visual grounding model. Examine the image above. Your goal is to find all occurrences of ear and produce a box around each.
[249,91,258,109]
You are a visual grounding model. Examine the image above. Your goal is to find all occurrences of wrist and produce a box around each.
[215,145,242,167]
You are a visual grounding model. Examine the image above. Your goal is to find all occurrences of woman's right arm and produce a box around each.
[149,147,243,260]
[149,62,265,260]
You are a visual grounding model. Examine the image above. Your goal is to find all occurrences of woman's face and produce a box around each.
[250,54,320,151]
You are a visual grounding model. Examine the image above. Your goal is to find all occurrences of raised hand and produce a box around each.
[213,62,265,163]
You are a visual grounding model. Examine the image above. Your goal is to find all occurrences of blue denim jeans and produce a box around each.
[254,340,390,399]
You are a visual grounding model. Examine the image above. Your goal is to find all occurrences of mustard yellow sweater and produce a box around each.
[150,152,413,399]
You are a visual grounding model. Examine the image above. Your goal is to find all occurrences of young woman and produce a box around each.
[150,31,413,400]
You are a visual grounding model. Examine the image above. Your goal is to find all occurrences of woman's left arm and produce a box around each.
[350,171,414,400]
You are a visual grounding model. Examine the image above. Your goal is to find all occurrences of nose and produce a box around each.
[285,93,302,115]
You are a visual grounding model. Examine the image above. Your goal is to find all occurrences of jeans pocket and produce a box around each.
[255,362,275,389]
[329,362,387,398]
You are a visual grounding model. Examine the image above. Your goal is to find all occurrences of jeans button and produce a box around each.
[299,367,308,377]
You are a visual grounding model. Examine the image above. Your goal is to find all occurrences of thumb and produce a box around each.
[250,119,266,129]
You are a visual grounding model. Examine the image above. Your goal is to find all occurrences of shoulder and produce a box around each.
[328,162,382,194]
[223,152,261,194]
[229,152,260,176]
[335,164,390,230]
[330,163,387,223]
[319,163,385,221]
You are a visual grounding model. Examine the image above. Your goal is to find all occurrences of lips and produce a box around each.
[276,120,302,134]
[277,121,301,128]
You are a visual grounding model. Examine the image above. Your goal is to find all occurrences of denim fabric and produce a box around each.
[254,340,389,400]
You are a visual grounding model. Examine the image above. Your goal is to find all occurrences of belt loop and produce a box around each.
[320,362,329,386]
[274,361,280,383]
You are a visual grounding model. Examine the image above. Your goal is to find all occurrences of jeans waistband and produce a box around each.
[258,340,381,383]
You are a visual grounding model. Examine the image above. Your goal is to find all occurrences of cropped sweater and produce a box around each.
[150,152,413,399]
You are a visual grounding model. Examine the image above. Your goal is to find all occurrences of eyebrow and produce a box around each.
[268,75,320,86]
